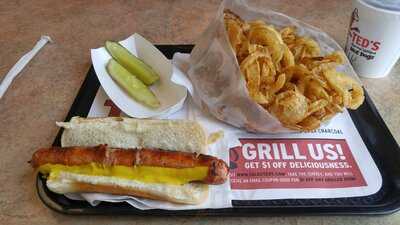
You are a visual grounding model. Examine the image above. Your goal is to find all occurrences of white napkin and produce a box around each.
[0,36,52,99]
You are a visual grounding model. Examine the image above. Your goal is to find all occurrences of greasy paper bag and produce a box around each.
[187,0,359,133]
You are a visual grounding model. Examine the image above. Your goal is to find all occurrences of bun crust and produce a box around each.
[57,117,207,154]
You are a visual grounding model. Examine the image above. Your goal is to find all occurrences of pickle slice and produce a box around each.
[106,59,160,108]
[105,41,160,85]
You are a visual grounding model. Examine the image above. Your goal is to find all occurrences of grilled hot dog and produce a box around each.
[31,145,229,185]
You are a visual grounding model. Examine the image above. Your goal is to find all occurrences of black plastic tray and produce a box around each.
[37,45,400,215]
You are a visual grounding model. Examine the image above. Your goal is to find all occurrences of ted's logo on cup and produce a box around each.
[346,8,381,62]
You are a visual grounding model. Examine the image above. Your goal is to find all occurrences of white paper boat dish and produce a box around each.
[91,33,188,118]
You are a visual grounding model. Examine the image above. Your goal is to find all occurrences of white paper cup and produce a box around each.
[345,0,400,78]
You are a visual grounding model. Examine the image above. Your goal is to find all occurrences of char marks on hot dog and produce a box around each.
[31,145,229,185]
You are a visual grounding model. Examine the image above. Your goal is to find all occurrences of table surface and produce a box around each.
[1,0,399,224]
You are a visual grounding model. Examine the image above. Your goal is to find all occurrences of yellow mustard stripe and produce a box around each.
[38,163,208,185]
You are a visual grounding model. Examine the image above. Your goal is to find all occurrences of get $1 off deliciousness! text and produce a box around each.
[229,138,366,189]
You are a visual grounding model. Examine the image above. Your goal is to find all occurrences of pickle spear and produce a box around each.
[105,41,160,85]
[106,59,160,108]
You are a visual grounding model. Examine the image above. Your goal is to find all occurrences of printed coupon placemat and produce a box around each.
[228,112,381,200]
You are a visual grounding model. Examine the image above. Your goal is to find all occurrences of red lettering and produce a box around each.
[352,32,358,42]
[356,35,363,46]
[104,99,121,116]
[361,38,369,48]
[353,33,374,49]
[371,41,381,51]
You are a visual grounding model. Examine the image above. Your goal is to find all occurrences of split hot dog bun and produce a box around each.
[32,117,228,205]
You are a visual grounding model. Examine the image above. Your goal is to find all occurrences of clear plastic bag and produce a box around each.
[187,0,359,133]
